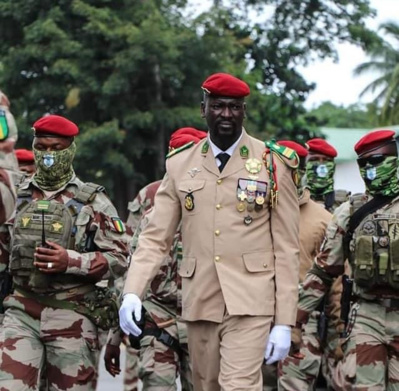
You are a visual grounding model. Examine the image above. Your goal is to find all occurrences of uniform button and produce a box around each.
[215,230,220,236]
[215,256,220,262]
[216,204,221,210]
[263,263,267,268]
[217,179,222,185]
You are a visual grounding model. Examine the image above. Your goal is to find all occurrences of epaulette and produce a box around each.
[166,141,195,159]
[265,140,299,169]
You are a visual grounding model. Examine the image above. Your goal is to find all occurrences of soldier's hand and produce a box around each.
[334,338,346,362]
[119,293,143,337]
[34,241,69,273]
[289,326,304,359]
[104,344,121,377]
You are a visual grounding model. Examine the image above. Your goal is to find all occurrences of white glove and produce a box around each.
[264,325,291,364]
[119,293,143,337]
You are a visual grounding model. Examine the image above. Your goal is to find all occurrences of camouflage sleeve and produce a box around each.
[0,222,12,273]
[297,201,350,325]
[65,192,130,282]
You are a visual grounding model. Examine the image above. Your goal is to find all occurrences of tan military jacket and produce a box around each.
[298,188,331,282]
[124,130,300,325]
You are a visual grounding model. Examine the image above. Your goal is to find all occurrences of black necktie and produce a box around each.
[217,153,230,172]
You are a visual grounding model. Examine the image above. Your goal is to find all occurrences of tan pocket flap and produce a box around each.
[178,180,205,193]
[178,257,196,277]
[243,252,274,272]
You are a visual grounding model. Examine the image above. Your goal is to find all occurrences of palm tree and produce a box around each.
[354,22,399,125]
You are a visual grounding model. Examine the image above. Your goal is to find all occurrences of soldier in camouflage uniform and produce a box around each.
[300,138,349,389]
[0,115,129,391]
[260,141,332,391]
[105,127,206,390]
[294,129,399,390]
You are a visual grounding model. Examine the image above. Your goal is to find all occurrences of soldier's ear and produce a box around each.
[200,102,205,118]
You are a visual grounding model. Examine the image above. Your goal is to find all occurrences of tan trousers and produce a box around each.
[187,314,272,391]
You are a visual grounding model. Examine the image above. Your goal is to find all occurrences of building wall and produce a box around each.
[335,161,365,195]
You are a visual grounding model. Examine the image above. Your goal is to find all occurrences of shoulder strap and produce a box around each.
[265,139,299,169]
[166,141,195,159]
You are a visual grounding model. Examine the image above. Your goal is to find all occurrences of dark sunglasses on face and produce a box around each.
[357,154,390,168]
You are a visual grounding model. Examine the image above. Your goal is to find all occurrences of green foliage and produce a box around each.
[307,101,379,128]
[354,22,399,125]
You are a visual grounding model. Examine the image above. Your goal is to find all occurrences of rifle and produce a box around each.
[340,274,353,338]
[0,270,13,313]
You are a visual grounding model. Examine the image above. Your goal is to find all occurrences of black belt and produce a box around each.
[142,327,182,356]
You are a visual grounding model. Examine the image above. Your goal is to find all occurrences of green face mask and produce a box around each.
[33,142,76,191]
[359,156,399,197]
[305,160,335,196]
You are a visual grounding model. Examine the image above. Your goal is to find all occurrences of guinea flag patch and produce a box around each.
[0,110,9,141]
[111,217,125,233]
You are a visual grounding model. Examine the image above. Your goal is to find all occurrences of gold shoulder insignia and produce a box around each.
[166,141,195,159]
[265,140,299,169]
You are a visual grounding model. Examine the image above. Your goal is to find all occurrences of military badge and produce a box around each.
[0,110,9,141]
[240,145,249,158]
[52,222,63,233]
[43,153,55,168]
[245,158,262,179]
[389,223,399,239]
[244,215,253,225]
[188,168,201,178]
[185,193,195,211]
[379,236,389,247]
[366,167,377,181]
[236,202,246,212]
[21,217,31,228]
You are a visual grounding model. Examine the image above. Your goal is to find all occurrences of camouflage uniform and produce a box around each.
[133,210,192,390]
[0,175,129,391]
[296,193,399,390]
[271,188,331,391]
[123,180,162,391]
[126,180,163,232]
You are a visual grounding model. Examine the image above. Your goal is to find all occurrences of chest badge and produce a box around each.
[245,158,262,180]
[188,168,201,178]
[185,193,195,211]
[21,217,31,228]
[52,222,63,232]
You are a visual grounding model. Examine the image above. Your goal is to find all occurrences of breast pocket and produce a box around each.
[178,180,206,215]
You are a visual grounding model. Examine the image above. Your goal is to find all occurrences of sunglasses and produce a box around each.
[357,154,390,168]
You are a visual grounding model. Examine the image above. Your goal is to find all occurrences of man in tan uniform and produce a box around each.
[119,72,300,390]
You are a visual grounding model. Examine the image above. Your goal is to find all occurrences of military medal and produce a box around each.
[247,203,255,212]
[255,195,265,205]
[185,193,195,211]
[237,190,247,201]
[244,215,253,225]
[236,202,246,212]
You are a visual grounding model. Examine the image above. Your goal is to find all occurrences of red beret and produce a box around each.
[306,138,337,158]
[33,115,79,137]
[15,149,35,163]
[354,130,396,156]
[169,127,207,149]
[278,140,308,158]
[202,73,250,98]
